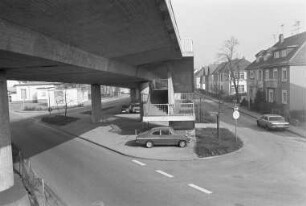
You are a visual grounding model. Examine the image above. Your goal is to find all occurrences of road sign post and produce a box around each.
[232,110,240,142]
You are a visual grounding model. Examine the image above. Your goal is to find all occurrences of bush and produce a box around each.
[23,106,46,111]
[290,110,306,123]
[195,128,243,157]
[240,98,248,107]
[41,115,79,126]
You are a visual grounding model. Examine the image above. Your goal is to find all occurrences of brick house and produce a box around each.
[246,32,306,120]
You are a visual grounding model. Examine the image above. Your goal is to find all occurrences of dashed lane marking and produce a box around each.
[132,160,146,166]
[188,183,213,194]
[155,170,174,178]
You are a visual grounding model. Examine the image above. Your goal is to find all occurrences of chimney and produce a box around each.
[279,34,284,43]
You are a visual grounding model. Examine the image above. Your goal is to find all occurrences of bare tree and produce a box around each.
[56,83,76,117]
[218,36,242,103]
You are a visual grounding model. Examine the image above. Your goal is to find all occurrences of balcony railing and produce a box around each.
[144,103,194,117]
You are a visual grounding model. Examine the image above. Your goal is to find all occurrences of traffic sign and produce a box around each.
[233,110,240,119]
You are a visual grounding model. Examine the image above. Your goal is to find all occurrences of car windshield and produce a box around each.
[269,117,285,121]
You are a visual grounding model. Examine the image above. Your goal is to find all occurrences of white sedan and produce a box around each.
[257,114,290,130]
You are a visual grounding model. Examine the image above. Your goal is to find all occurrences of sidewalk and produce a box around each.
[0,174,31,206]
[204,95,306,138]
[40,110,199,161]
[37,97,242,161]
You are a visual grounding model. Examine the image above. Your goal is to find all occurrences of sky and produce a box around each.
[171,0,306,69]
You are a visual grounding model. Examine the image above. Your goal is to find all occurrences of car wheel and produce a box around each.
[145,141,153,148]
[178,140,187,148]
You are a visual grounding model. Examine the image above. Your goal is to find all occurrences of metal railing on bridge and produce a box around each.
[144,103,194,117]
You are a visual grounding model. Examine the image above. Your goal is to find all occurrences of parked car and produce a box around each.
[130,103,140,113]
[256,114,289,130]
[136,127,191,148]
[121,104,130,113]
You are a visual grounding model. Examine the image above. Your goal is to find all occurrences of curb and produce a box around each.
[36,118,244,162]
[203,94,305,138]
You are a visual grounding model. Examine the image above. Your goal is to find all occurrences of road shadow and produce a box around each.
[125,140,140,147]
[10,100,135,159]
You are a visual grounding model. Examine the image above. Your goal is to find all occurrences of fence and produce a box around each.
[12,143,66,206]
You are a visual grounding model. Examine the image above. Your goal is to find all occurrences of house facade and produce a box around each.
[206,59,250,98]
[12,82,89,107]
[246,32,306,120]
[194,68,206,89]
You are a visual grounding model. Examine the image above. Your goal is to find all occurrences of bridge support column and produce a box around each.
[0,71,14,191]
[168,69,175,115]
[130,88,140,103]
[91,84,102,123]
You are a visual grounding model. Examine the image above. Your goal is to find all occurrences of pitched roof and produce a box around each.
[212,58,250,74]
[246,31,306,70]
[194,64,218,77]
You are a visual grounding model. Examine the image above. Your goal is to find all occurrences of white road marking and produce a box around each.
[155,170,174,178]
[132,160,146,166]
[188,183,213,194]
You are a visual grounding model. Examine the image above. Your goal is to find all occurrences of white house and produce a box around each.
[12,82,89,107]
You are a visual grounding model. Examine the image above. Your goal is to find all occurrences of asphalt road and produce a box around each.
[10,99,306,206]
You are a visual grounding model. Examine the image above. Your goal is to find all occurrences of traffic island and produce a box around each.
[195,127,243,158]
[41,115,79,126]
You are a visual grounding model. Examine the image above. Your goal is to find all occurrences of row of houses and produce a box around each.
[195,31,306,120]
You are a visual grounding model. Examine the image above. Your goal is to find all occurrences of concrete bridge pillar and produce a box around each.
[130,88,140,103]
[91,84,102,123]
[0,71,14,191]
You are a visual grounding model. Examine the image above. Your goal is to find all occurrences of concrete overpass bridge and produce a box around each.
[0,0,194,192]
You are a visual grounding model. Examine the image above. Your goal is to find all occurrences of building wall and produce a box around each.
[15,85,46,102]
[289,66,306,111]
[13,84,89,107]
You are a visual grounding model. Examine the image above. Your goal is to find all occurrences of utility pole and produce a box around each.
[217,94,222,139]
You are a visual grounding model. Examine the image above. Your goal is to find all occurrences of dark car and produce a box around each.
[135,127,191,148]
[121,105,130,113]
[257,114,289,130]
[130,103,140,113]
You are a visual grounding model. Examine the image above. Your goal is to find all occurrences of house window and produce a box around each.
[249,71,254,79]
[258,70,262,80]
[282,68,287,82]
[273,68,278,80]
[230,86,235,94]
[239,72,245,79]
[21,89,27,100]
[234,72,238,79]
[281,49,287,57]
[274,51,280,58]
[268,89,274,103]
[282,90,288,104]
[265,70,270,80]
[238,85,245,93]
